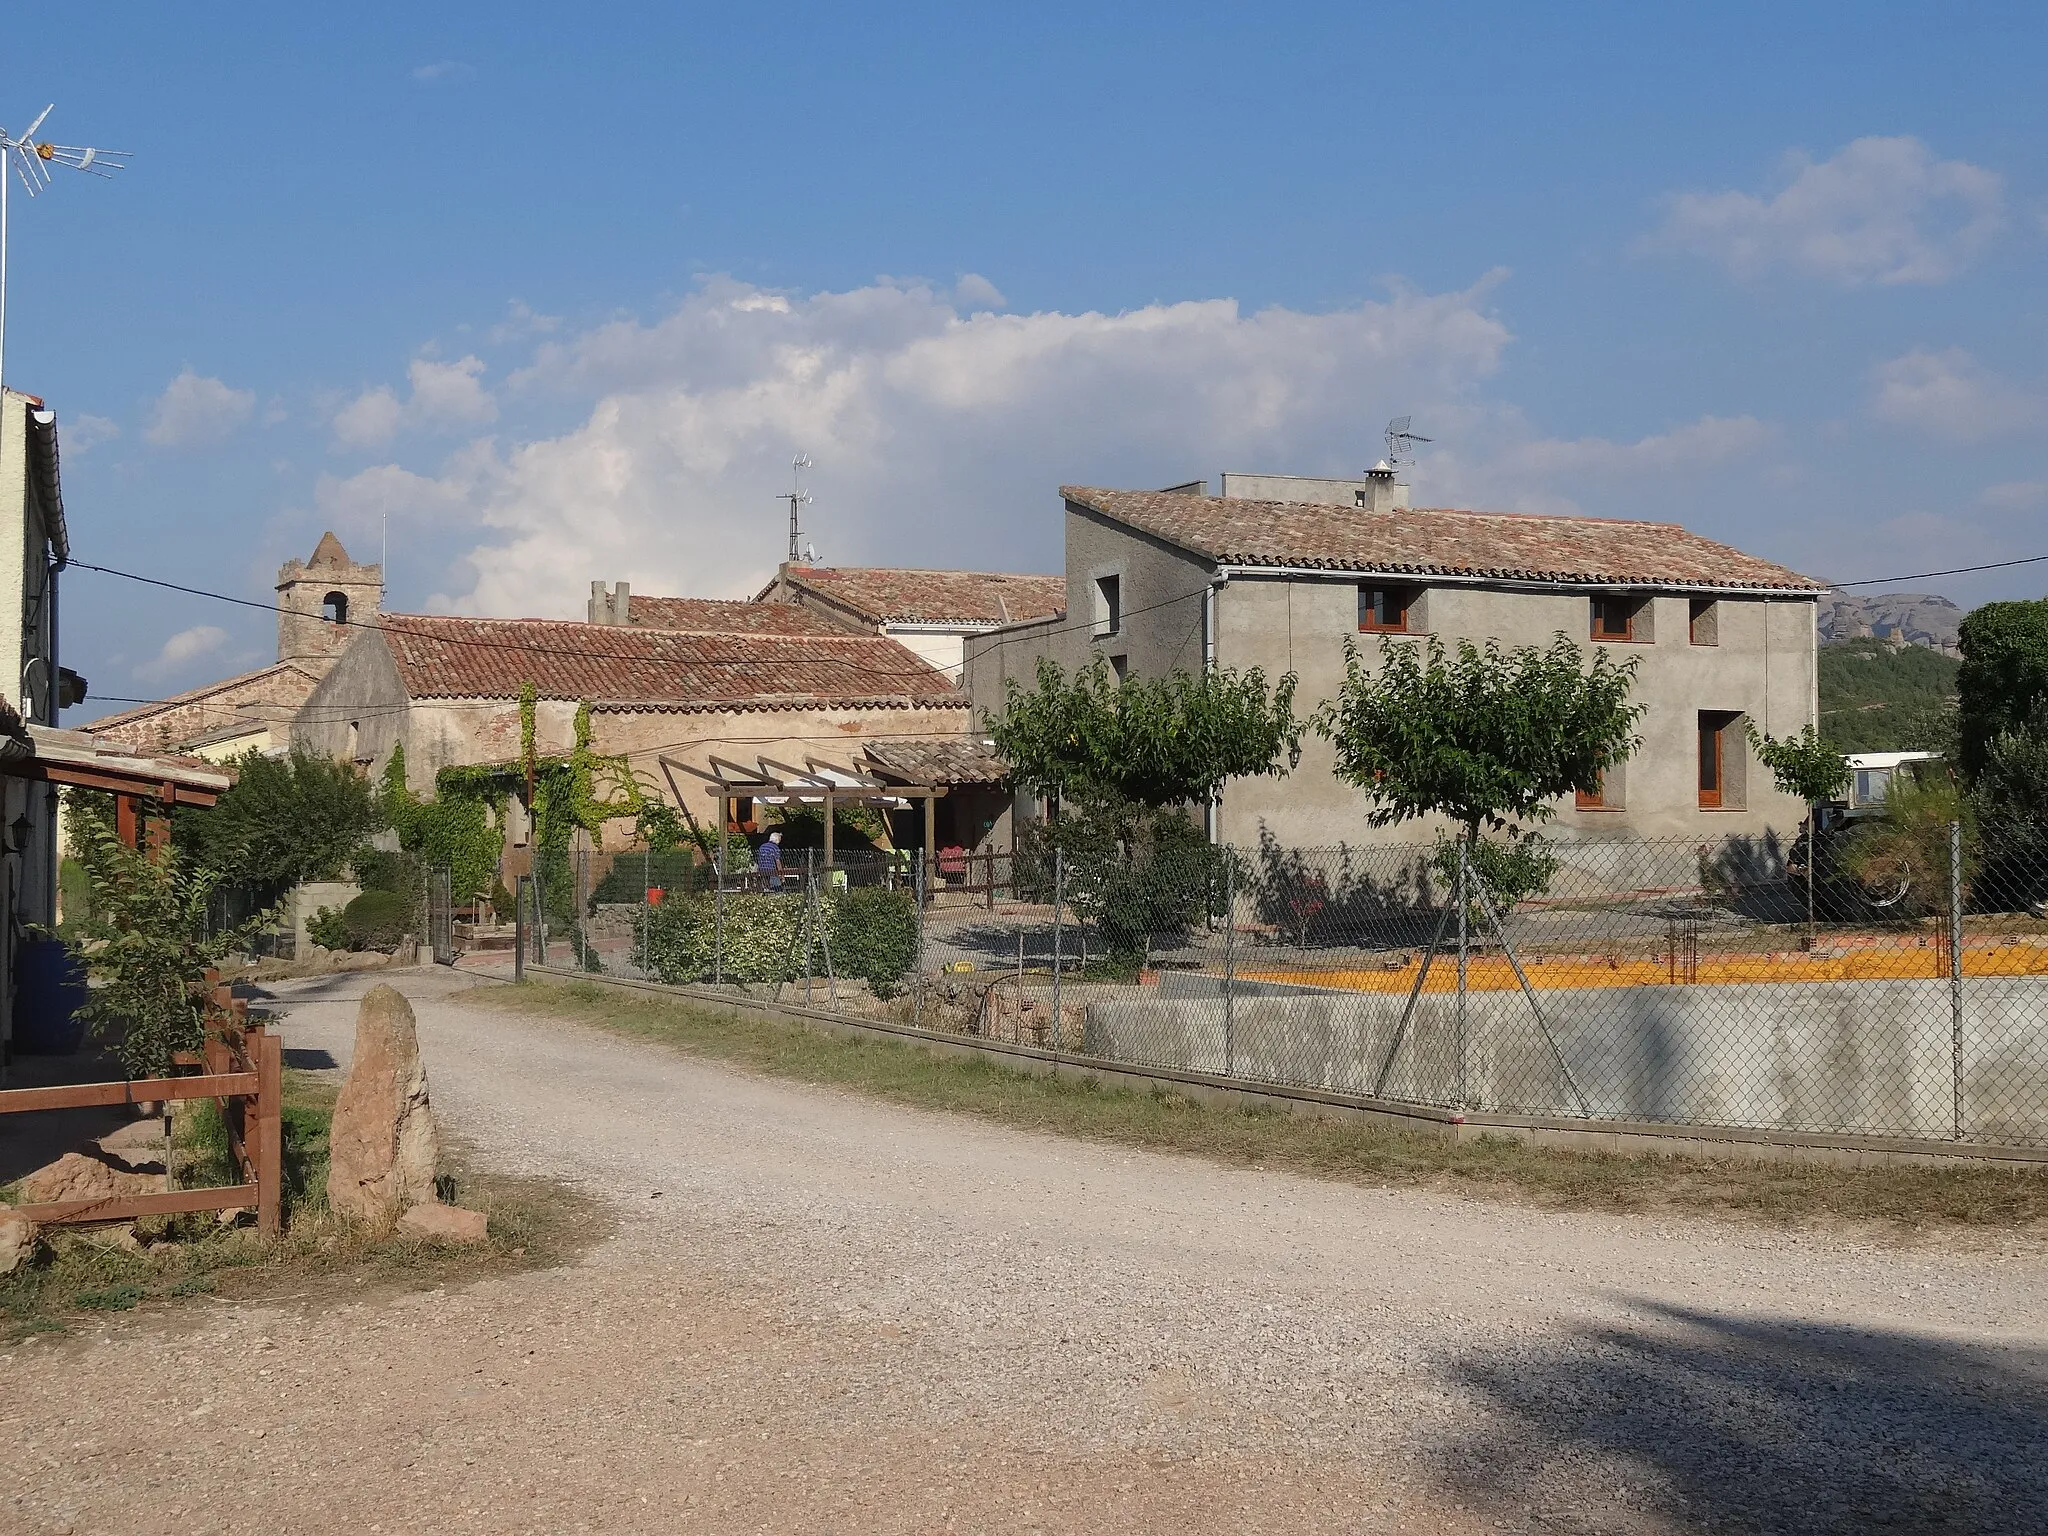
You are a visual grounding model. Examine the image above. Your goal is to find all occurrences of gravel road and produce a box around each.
[7,968,2048,1535]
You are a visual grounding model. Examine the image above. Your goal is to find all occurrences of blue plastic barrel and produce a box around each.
[15,938,89,1054]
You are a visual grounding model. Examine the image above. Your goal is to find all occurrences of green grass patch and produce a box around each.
[479,977,2048,1235]
[1,1066,606,1343]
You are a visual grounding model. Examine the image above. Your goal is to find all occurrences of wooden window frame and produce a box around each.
[1357,583,1418,635]
[1698,713,1730,809]
[1590,594,1643,643]
[1575,770,1622,811]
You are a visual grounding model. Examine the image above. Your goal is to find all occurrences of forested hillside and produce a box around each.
[1818,638,1960,753]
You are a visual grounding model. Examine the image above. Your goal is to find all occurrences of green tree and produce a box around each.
[1817,637,1960,753]
[174,749,384,902]
[987,656,1302,965]
[1313,633,1642,873]
[1956,599,2048,781]
[1748,723,1853,935]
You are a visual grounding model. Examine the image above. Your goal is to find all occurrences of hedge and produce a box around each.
[633,887,917,997]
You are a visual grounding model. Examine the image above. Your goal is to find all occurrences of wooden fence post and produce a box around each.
[249,1024,283,1237]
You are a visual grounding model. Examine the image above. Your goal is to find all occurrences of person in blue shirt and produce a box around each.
[756,830,784,892]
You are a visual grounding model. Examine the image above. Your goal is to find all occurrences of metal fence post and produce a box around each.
[1950,818,1965,1141]
[1051,847,1064,1054]
[913,848,927,1029]
[1223,852,1236,1078]
[803,850,816,1006]
[1456,837,1470,1108]
[513,875,527,983]
[713,836,726,986]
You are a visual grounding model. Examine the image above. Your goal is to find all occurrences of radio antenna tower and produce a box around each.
[0,106,129,390]
[1384,416,1432,469]
[778,453,813,564]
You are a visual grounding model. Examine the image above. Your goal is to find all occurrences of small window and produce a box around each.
[1854,767,1890,807]
[1590,594,1645,642]
[1688,598,1719,646]
[1093,574,1122,638]
[1576,764,1623,811]
[1698,711,1745,809]
[323,591,349,626]
[1109,653,1130,682]
[1357,584,1418,634]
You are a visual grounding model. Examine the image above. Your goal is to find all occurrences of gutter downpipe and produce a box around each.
[1204,575,1223,845]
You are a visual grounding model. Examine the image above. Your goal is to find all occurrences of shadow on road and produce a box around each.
[1434,1299,2048,1535]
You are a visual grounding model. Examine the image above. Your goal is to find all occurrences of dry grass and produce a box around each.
[478,977,2048,1237]
[0,1069,606,1343]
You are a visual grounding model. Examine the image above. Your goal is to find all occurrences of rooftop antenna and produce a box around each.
[0,106,129,391]
[778,453,813,564]
[1383,415,1431,470]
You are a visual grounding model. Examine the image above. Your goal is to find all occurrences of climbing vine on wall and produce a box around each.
[380,745,507,902]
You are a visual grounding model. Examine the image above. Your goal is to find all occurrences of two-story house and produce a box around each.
[963,471,1826,849]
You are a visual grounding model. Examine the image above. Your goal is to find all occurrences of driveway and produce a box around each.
[7,967,2046,1534]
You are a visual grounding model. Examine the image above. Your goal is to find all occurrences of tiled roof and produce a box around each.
[82,662,317,738]
[860,737,1009,786]
[623,596,850,636]
[781,567,1067,626]
[378,615,963,712]
[1061,487,1827,593]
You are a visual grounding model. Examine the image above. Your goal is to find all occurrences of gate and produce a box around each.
[428,866,456,966]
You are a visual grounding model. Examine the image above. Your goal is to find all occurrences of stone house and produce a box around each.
[963,471,1827,851]
[291,612,974,857]
[85,531,383,757]
[749,564,1066,680]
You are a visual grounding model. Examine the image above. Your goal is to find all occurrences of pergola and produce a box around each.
[3,726,233,855]
[658,753,949,871]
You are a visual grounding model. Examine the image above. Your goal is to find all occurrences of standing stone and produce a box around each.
[325,984,439,1228]
[0,1204,36,1275]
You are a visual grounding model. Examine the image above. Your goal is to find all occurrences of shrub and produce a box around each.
[306,905,351,951]
[827,887,918,998]
[351,844,422,896]
[634,887,918,994]
[342,889,414,951]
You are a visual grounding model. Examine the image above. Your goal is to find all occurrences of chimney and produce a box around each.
[588,581,607,623]
[612,582,630,625]
[587,581,632,624]
[1358,461,1411,515]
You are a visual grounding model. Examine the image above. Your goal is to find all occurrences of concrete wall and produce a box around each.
[1214,574,1818,848]
[1089,973,2048,1143]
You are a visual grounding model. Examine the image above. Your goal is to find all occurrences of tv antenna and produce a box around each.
[1384,416,1431,469]
[0,106,129,390]
[778,453,813,564]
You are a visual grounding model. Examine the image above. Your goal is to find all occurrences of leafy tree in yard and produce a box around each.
[1748,723,1853,934]
[174,749,384,902]
[1313,634,1642,899]
[1956,601,2048,909]
[988,656,1302,965]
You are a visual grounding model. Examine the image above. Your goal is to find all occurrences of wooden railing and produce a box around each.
[0,976,282,1236]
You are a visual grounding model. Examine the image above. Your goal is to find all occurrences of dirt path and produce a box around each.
[7,969,2047,1535]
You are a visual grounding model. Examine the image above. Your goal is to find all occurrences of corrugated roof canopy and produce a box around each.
[1061,487,1826,593]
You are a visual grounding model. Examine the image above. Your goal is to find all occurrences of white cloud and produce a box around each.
[1982,481,2048,512]
[1481,416,1773,483]
[1870,348,2048,441]
[137,625,228,683]
[62,414,120,454]
[1640,136,2005,285]
[144,371,255,447]
[953,273,1007,310]
[332,355,497,448]
[413,61,474,84]
[332,386,404,448]
[408,355,497,427]
[342,273,1515,616]
[487,300,562,344]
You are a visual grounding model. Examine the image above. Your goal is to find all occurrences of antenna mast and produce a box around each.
[1383,416,1432,470]
[0,105,129,391]
[777,453,813,564]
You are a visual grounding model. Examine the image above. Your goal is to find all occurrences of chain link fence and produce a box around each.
[542,827,2048,1148]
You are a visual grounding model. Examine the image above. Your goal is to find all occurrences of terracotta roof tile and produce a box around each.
[378,615,962,712]
[623,596,850,636]
[783,567,1067,625]
[1061,487,1827,593]
[860,737,1009,786]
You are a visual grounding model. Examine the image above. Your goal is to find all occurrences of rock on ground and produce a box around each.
[0,1204,35,1274]
[15,1150,161,1206]
[325,983,439,1227]
[396,1201,487,1244]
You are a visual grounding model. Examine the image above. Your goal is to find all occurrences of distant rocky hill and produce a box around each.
[1817,590,1963,655]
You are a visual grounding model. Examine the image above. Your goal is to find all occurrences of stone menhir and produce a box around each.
[326,984,440,1228]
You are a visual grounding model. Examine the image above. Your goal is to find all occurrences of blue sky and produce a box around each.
[9,2,2046,712]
